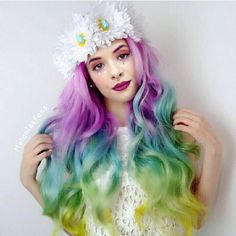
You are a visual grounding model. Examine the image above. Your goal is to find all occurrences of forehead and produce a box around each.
[87,39,128,59]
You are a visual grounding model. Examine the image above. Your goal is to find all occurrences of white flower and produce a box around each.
[53,2,143,80]
[92,2,137,48]
[53,13,96,79]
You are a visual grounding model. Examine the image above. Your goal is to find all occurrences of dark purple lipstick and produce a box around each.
[112,80,131,91]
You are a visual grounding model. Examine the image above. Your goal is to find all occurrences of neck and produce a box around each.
[105,99,128,127]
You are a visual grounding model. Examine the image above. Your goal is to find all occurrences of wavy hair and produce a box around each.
[37,36,208,236]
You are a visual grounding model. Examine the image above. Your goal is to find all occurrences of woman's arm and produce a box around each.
[183,134,202,184]
[20,133,53,208]
[172,108,223,229]
[20,133,74,236]
[194,143,222,228]
[23,180,44,208]
[186,137,222,228]
[24,180,74,236]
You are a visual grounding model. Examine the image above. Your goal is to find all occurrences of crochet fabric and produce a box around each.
[83,127,189,236]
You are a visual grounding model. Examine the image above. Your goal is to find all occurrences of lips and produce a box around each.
[112,80,131,90]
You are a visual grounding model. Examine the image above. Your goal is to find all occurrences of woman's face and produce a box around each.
[86,39,138,107]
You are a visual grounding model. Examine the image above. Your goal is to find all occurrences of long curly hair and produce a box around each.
[37,36,208,236]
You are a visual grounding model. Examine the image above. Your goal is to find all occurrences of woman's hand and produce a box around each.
[172,108,222,152]
[20,134,53,188]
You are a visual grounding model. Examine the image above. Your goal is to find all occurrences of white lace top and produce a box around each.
[83,127,192,236]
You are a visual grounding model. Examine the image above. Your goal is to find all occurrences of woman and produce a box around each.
[20,2,222,236]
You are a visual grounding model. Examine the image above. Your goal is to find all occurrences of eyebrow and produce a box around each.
[87,44,129,65]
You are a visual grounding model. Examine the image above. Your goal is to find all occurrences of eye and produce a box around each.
[92,63,103,72]
[118,53,130,60]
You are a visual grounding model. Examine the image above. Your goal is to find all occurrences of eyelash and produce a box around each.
[92,53,130,72]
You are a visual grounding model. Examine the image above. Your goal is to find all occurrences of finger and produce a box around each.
[32,143,53,156]
[27,134,52,149]
[31,133,52,141]
[173,117,198,128]
[35,149,52,162]
[25,134,53,153]
[176,107,201,117]
[32,135,53,150]
[173,110,199,122]
[173,124,196,136]
[34,134,53,143]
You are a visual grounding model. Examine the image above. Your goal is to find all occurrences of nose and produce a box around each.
[109,61,124,80]
[111,72,123,80]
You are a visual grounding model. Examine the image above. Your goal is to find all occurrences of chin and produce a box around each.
[118,93,136,103]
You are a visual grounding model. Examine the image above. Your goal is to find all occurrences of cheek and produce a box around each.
[91,74,108,89]
[126,60,136,78]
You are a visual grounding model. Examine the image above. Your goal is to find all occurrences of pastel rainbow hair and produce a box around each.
[37,36,208,236]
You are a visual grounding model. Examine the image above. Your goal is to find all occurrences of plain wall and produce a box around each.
[0,1,235,236]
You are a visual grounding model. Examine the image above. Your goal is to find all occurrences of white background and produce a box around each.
[0,1,235,236]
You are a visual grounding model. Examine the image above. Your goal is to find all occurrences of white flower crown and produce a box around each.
[53,1,144,80]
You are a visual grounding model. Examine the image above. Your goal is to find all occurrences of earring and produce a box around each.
[89,84,93,88]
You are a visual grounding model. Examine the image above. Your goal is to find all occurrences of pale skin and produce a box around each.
[86,39,139,126]
[20,39,222,233]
